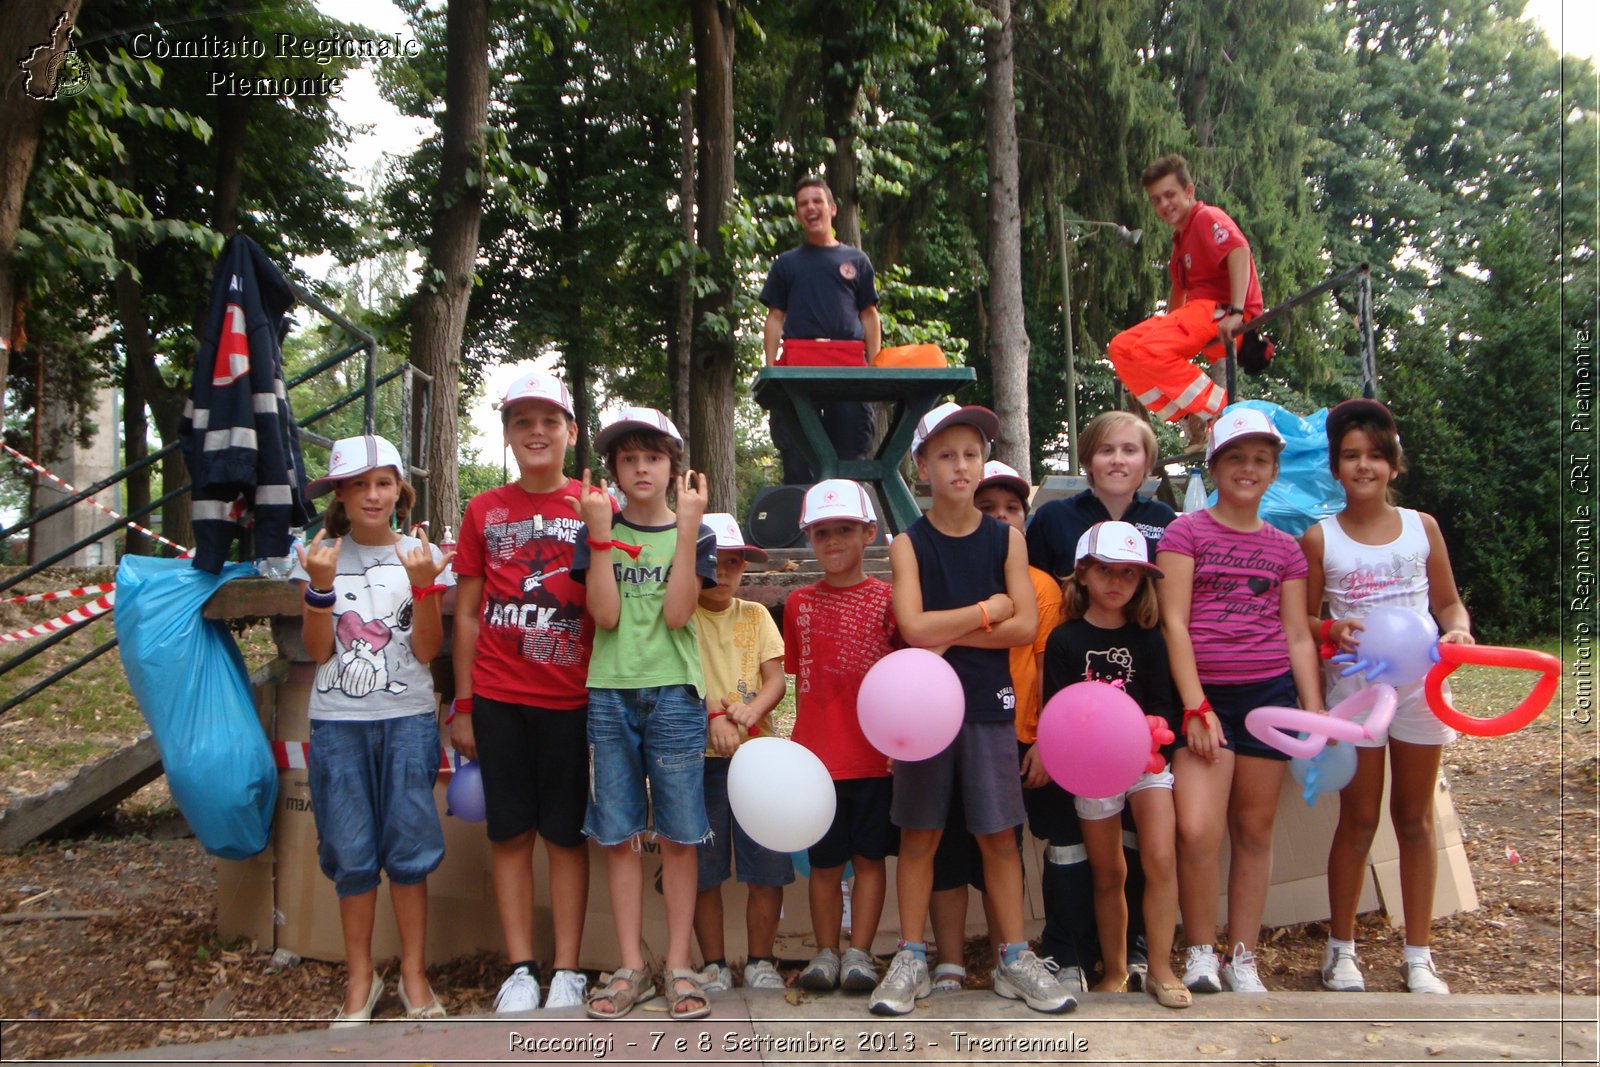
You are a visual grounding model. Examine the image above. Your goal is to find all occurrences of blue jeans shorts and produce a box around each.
[309,711,444,898]
[583,685,710,846]
[696,756,795,891]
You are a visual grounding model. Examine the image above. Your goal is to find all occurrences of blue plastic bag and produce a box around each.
[114,556,276,859]
[1206,400,1345,537]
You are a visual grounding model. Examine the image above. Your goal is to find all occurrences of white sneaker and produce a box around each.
[1401,956,1450,995]
[1220,942,1266,993]
[744,958,785,990]
[699,962,734,993]
[1183,945,1222,994]
[992,950,1076,1014]
[799,947,840,991]
[840,948,878,992]
[494,967,541,1013]
[545,969,586,1009]
[868,950,930,1016]
[1321,944,1365,992]
[1057,964,1088,994]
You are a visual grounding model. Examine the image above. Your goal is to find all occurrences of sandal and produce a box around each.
[665,968,712,1022]
[585,966,655,1020]
[1149,979,1193,1009]
[930,963,967,994]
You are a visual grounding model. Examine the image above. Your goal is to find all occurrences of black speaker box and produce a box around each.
[746,485,808,549]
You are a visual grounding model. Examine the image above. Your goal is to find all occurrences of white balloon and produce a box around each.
[727,737,836,853]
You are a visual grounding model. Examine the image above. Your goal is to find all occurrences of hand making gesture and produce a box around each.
[295,528,341,590]
[676,468,709,531]
[564,468,615,540]
[402,525,456,588]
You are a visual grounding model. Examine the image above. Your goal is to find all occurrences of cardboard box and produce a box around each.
[215,849,276,949]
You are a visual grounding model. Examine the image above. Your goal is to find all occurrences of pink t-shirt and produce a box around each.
[1158,509,1306,685]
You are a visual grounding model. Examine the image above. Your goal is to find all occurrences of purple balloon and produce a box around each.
[857,648,965,762]
[1036,681,1149,799]
[446,755,487,822]
[1338,606,1439,687]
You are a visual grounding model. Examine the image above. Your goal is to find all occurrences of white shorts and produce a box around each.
[1073,769,1175,821]
[1325,671,1457,748]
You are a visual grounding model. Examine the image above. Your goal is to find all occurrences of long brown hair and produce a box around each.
[320,477,416,537]
[1062,560,1161,630]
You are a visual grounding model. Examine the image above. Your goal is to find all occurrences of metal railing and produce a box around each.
[0,276,432,716]
[1219,262,1377,407]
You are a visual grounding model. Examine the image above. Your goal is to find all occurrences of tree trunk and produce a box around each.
[410,0,489,533]
[672,78,695,439]
[114,251,192,552]
[820,18,861,248]
[688,0,737,511]
[0,0,84,415]
[122,336,151,557]
[983,0,1032,479]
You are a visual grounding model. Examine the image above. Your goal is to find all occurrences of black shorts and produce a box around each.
[472,695,589,846]
[808,777,899,870]
[1171,671,1297,763]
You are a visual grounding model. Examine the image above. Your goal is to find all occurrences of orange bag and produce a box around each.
[872,343,946,368]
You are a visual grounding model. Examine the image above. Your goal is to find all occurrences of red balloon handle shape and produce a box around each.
[1145,715,1176,774]
[1425,644,1561,737]
[1245,705,1368,760]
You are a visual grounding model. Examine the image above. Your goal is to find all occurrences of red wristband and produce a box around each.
[1318,618,1340,660]
[412,583,447,601]
[586,538,643,560]
[1181,700,1214,734]
[445,696,473,724]
[708,710,727,721]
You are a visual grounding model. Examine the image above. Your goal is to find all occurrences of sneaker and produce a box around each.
[698,962,734,994]
[1128,942,1148,992]
[1057,964,1088,994]
[869,950,931,1016]
[1400,956,1450,995]
[1220,942,1266,993]
[494,967,541,1013]
[545,969,587,1009]
[799,947,840,991]
[1183,945,1223,994]
[992,950,1077,1014]
[840,948,878,993]
[744,958,785,990]
[1321,945,1365,992]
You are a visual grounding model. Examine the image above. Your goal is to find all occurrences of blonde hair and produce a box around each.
[321,476,416,537]
[1078,411,1159,486]
[1063,560,1160,629]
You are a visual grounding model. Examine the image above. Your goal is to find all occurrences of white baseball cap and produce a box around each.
[306,435,405,498]
[911,401,999,455]
[593,406,684,458]
[702,512,769,562]
[975,460,1031,505]
[799,479,877,530]
[1206,405,1285,463]
[498,370,574,417]
[1073,520,1163,577]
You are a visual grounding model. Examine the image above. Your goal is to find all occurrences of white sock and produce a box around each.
[1328,937,1356,954]
[1403,944,1433,965]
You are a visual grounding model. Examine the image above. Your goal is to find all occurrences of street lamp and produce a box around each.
[1053,207,1142,472]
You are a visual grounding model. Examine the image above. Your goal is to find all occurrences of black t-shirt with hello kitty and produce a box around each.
[290,534,453,721]
[1042,618,1180,739]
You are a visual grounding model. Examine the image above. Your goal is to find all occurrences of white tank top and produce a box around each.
[1317,508,1431,620]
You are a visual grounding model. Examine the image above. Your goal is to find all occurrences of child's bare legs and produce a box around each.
[1174,747,1234,949]
[660,839,700,973]
[930,887,967,969]
[391,880,432,1005]
[546,841,588,971]
[1388,740,1443,945]
[337,890,379,1013]
[1326,746,1387,940]
[746,885,783,957]
[1224,756,1288,952]
[974,830,1025,945]
[490,832,538,966]
[849,857,886,952]
[1129,789,1179,988]
[1080,814,1129,990]
[589,840,646,1015]
[693,886,726,963]
[894,829,942,944]
[809,863,847,952]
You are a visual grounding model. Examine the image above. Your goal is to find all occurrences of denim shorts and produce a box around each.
[309,712,444,898]
[583,685,709,846]
[696,756,795,890]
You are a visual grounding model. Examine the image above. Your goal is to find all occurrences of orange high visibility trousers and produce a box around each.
[1108,299,1230,423]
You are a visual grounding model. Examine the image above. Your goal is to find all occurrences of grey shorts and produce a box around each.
[890,720,1025,836]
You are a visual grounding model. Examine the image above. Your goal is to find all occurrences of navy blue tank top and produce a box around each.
[905,514,1016,724]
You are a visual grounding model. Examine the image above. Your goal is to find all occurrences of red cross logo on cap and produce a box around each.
[824,491,837,503]
[1233,417,1247,428]
[1124,535,1138,550]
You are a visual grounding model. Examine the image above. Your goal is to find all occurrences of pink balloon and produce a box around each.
[1245,705,1367,760]
[1036,682,1149,799]
[857,648,964,762]
[1328,684,1397,741]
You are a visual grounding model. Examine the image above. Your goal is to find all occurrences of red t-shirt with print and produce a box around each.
[783,577,898,780]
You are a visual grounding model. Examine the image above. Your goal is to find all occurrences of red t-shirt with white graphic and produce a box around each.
[1169,201,1263,317]
[783,577,898,780]
[454,480,593,708]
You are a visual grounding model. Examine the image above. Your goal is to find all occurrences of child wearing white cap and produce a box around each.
[689,515,791,994]
[292,435,455,1023]
[1156,404,1324,994]
[786,479,900,996]
[875,403,1073,1017]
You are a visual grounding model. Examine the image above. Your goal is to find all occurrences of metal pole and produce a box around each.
[1055,202,1080,473]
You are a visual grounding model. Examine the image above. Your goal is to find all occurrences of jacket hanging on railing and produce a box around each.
[179,234,312,573]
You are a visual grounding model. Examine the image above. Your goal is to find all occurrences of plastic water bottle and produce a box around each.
[257,527,303,579]
[1183,472,1208,513]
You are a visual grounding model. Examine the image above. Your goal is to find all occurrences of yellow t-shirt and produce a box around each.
[1014,566,1064,744]
[694,597,785,755]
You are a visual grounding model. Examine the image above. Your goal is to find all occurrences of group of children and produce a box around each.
[291,368,1471,1025]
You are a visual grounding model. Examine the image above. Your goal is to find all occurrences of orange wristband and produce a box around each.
[979,602,992,632]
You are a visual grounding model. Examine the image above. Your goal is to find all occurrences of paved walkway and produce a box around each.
[80,991,1589,1065]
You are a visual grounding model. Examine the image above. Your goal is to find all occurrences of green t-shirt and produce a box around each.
[573,516,717,695]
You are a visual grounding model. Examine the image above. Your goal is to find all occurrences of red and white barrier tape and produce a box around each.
[272,740,453,774]
[3,582,118,605]
[2,442,189,554]
[0,592,116,643]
